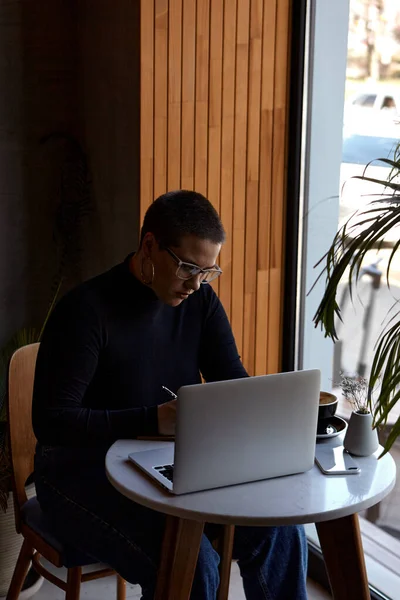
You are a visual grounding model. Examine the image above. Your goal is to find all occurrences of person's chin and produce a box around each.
[160,294,182,307]
[167,291,190,306]
[170,298,183,307]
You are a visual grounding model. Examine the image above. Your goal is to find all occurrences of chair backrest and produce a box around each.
[7,343,40,526]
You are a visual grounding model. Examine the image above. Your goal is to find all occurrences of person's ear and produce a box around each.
[142,233,155,258]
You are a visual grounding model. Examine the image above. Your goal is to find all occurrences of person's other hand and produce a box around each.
[157,400,176,436]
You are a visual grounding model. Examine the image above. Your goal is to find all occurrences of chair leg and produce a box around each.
[6,538,34,600]
[116,575,126,600]
[65,567,82,600]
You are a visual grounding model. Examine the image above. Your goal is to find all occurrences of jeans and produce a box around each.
[34,446,308,599]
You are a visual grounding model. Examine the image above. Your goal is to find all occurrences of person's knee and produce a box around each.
[236,526,308,600]
[287,524,308,570]
[279,525,307,557]
[234,524,307,566]
[262,525,308,573]
[271,525,307,560]
[278,524,306,544]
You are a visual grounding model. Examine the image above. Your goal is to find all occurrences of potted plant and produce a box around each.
[0,134,91,597]
[339,374,379,456]
[313,139,400,456]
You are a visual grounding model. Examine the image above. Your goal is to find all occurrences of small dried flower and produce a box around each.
[338,373,376,414]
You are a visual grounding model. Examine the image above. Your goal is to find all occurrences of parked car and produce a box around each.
[344,88,400,131]
[346,88,400,112]
[339,131,400,242]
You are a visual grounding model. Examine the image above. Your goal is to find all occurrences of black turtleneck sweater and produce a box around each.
[32,255,248,448]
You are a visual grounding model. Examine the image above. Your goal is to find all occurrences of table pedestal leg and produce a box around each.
[316,514,370,600]
[155,515,204,600]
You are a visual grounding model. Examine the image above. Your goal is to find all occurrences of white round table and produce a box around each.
[106,435,396,600]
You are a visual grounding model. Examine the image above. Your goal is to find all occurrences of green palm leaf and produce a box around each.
[313,140,400,455]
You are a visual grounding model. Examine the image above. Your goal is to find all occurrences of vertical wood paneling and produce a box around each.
[154,0,168,198]
[181,0,196,190]
[255,0,276,375]
[167,0,182,190]
[194,0,210,197]
[243,0,263,374]
[267,0,291,373]
[231,0,250,357]
[140,0,154,220]
[219,0,237,321]
[207,0,224,297]
[140,0,292,375]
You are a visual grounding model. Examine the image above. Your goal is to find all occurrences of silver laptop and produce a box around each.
[128,369,320,494]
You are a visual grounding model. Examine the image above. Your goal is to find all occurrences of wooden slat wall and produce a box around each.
[140,0,292,376]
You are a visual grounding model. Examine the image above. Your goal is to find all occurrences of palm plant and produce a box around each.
[0,134,91,510]
[313,139,400,456]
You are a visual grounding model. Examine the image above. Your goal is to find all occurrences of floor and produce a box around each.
[27,560,331,599]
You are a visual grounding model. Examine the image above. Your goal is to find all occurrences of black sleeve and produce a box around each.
[199,287,249,382]
[32,293,158,447]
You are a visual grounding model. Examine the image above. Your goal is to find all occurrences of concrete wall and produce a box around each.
[0,0,140,348]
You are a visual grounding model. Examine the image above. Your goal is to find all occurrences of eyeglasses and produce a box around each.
[165,248,222,283]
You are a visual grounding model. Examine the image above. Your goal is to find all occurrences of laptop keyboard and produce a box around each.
[154,464,174,482]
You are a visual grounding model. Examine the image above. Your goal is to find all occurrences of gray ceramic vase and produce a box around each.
[343,411,379,457]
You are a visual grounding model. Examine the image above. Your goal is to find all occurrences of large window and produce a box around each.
[300,1,400,597]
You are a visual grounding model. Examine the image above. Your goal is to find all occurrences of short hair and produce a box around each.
[139,190,226,248]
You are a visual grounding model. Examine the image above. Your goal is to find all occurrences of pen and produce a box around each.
[162,385,177,400]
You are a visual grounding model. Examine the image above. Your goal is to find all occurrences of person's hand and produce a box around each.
[157,400,176,436]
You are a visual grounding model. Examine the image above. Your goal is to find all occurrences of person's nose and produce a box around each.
[186,274,202,292]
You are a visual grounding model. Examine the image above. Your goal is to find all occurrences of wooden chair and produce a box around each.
[7,343,235,599]
[6,343,126,600]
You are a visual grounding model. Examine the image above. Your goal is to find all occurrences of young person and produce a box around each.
[33,190,307,599]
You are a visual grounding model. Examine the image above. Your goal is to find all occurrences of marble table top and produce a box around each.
[106,435,396,526]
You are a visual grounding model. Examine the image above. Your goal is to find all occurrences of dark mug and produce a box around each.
[317,392,338,435]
